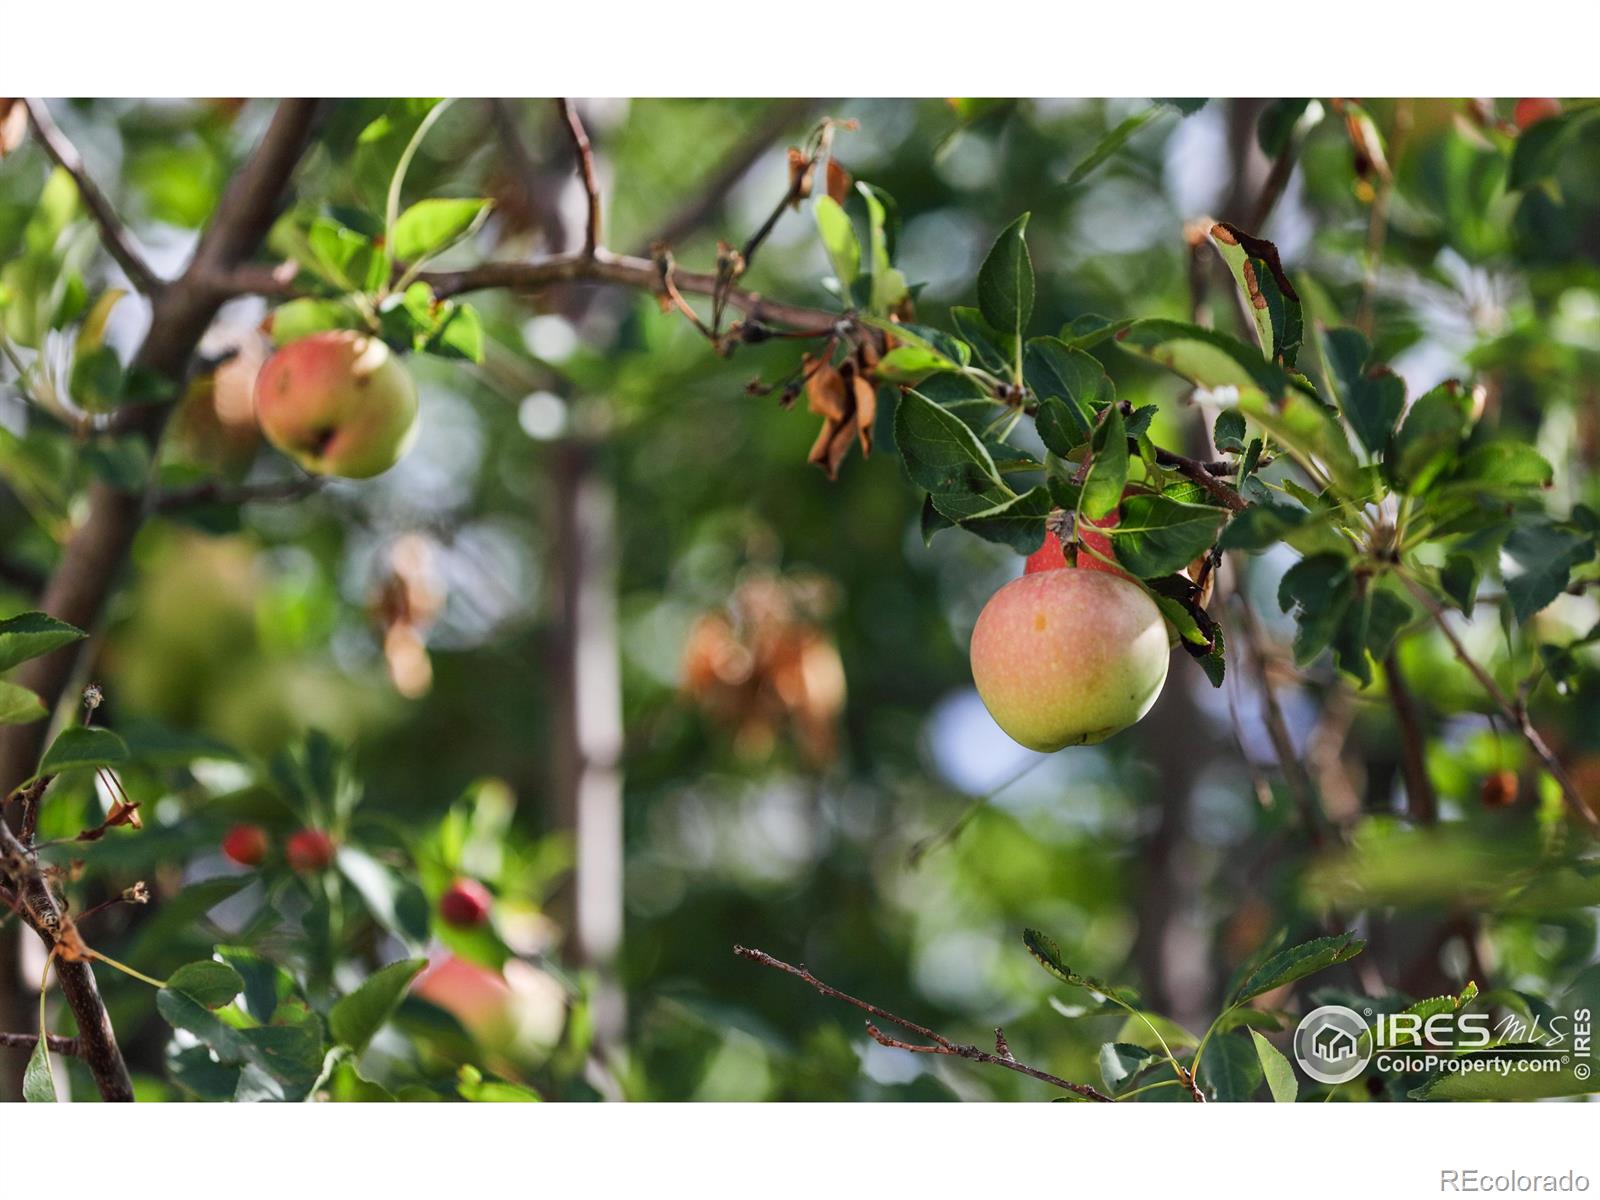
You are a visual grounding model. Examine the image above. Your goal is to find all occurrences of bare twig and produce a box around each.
[734,945,1112,1101]
[556,99,601,258]
[1154,447,1249,511]
[1398,574,1597,831]
[213,248,842,338]
[23,99,162,296]
[0,1030,81,1055]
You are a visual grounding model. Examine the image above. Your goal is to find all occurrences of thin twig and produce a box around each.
[0,1030,81,1055]
[24,99,161,295]
[734,945,1112,1101]
[556,99,601,258]
[1398,574,1597,831]
[1154,448,1249,511]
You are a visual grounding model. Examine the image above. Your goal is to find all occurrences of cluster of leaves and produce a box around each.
[1023,924,1588,1102]
[819,189,1593,694]
[4,608,578,1102]
[265,100,488,362]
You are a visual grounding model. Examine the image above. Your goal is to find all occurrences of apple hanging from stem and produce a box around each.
[974,531,1169,751]
[255,330,419,479]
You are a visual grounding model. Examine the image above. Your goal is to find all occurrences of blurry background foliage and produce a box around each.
[1,97,1598,1101]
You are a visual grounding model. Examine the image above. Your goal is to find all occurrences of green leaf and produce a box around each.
[36,726,129,778]
[425,301,484,363]
[391,198,490,264]
[1322,328,1393,453]
[0,680,47,726]
[23,1033,56,1102]
[875,344,959,383]
[1386,383,1472,495]
[1213,410,1246,453]
[1118,319,1293,402]
[269,298,364,344]
[1023,928,1139,1006]
[1218,501,1307,552]
[957,487,1054,554]
[894,390,1006,496]
[814,196,860,290]
[1249,1029,1298,1102]
[1238,389,1366,500]
[166,960,245,1010]
[1278,552,1356,666]
[329,957,428,1053]
[1207,223,1302,368]
[337,847,431,952]
[1099,1042,1158,1093]
[1410,1047,1599,1100]
[976,214,1032,355]
[1508,109,1595,191]
[156,988,253,1064]
[950,306,1012,373]
[1445,442,1554,492]
[1441,555,1480,616]
[1063,106,1166,189]
[858,183,907,315]
[1230,932,1366,1006]
[1080,405,1127,520]
[0,612,87,673]
[1025,337,1111,453]
[1198,1031,1263,1101]
[1502,520,1595,623]
[1109,494,1228,578]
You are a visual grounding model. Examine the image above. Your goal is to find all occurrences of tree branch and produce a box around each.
[0,1030,81,1056]
[0,98,322,1104]
[426,250,842,333]
[556,99,601,258]
[1154,448,1248,511]
[23,99,162,296]
[734,945,1113,1101]
[1398,574,1597,831]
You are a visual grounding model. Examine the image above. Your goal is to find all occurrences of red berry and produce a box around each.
[438,878,493,928]
[1513,98,1561,130]
[222,823,269,867]
[285,828,337,872]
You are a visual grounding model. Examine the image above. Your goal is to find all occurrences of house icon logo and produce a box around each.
[1293,1005,1372,1085]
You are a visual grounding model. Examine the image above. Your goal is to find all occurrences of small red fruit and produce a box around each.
[438,878,493,928]
[285,828,337,872]
[1513,98,1562,130]
[222,823,269,867]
